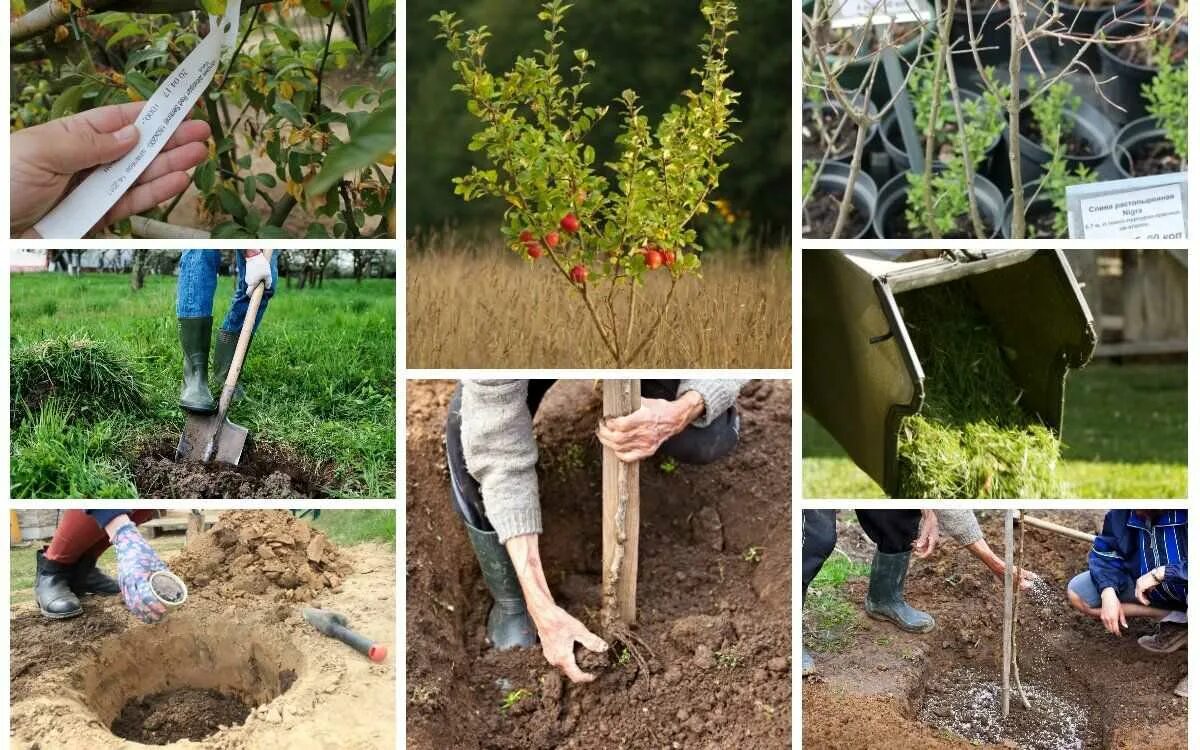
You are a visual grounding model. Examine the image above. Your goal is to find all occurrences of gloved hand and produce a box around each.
[243,250,273,290]
[111,522,169,624]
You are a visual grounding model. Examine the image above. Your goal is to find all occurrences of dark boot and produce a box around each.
[35,550,82,619]
[69,555,120,597]
[464,522,537,650]
[864,550,934,633]
[211,328,246,402]
[179,317,216,413]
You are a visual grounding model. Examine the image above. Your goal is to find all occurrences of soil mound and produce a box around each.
[111,688,252,745]
[173,510,348,601]
[134,441,329,499]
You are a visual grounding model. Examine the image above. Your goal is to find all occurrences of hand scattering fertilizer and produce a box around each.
[803,250,1096,498]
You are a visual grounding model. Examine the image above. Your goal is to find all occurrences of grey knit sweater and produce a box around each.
[934,510,984,546]
[461,380,746,543]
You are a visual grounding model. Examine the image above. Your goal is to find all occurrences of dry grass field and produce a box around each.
[406,240,791,368]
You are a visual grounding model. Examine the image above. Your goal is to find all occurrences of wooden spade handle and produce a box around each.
[216,250,273,416]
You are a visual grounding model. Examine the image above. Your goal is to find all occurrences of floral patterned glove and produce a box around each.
[111,523,169,624]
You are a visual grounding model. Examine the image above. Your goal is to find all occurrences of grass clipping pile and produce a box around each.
[173,510,349,602]
[897,283,1061,499]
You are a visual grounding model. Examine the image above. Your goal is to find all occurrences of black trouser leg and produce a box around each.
[855,510,921,554]
[802,510,838,599]
[643,379,740,464]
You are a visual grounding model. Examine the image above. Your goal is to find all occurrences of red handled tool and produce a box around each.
[302,607,388,663]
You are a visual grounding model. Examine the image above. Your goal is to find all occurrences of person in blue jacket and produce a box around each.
[1066,510,1187,696]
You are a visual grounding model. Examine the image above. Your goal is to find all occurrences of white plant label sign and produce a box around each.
[34,0,243,239]
[829,0,931,28]
[1066,174,1188,240]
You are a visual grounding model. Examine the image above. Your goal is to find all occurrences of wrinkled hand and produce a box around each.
[11,102,211,237]
[243,251,274,290]
[912,510,940,558]
[529,601,608,683]
[1099,588,1127,637]
[1135,569,1163,606]
[111,523,169,624]
[595,393,703,463]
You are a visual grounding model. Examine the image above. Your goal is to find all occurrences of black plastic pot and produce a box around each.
[801,97,879,163]
[952,1,1012,65]
[1096,12,1186,124]
[807,15,936,107]
[805,162,878,239]
[1113,115,1183,178]
[1002,180,1064,239]
[879,90,1004,181]
[872,170,1004,239]
[1000,96,1117,189]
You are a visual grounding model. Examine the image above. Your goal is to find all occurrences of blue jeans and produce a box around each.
[175,250,278,334]
[1067,571,1137,608]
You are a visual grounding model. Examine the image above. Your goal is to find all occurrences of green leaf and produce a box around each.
[217,186,246,220]
[274,100,304,127]
[304,223,331,239]
[307,103,395,196]
[199,0,227,16]
[243,174,256,202]
[50,85,86,120]
[105,22,144,49]
[258,225,292,239]
[125,47,168,71]
[273,24,301,50]
[193,159,216,193]
[124,71,157,100]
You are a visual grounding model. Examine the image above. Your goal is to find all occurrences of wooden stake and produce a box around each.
[601,380,640,627]
[1015,512,1096,544]
[1002,510,1014,719]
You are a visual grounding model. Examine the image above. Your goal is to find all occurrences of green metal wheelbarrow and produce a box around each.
[802,250,1097,497]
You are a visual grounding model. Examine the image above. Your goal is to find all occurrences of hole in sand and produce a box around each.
[133,439,330,499]
[76,615,302,745]
[918,667,1102,750]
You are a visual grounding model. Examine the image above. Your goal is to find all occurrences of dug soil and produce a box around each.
[406,380,792,749]
[803,511,1187,749]
[1124,139,1184,177]
[884,207,997,241]
[804,190,866,238]
[11,511,395,749]
[133,439,332,498]
[1014,200,1062,239]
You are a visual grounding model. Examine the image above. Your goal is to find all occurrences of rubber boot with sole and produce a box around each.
[464,523,537,650]
[211,328,246,403]
[69,555,120,597]
[179,316,216,413]
[864,550,935,633]
[35,550,83,619]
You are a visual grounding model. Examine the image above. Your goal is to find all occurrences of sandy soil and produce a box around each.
[406,379,792,748]
[10,516,395,749]
[803,510,1187,750]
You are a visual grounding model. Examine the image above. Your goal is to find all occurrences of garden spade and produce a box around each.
[176,251,272,466]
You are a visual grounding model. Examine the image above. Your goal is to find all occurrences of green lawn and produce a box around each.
[10,271,396,499]
[803,553,869,653]
[803,363,1187,499]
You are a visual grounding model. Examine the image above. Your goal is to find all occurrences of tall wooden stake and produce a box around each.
[1002,510,1014,718]
[601,380,640,627]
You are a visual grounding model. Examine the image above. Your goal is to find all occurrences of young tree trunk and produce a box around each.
[601,380,640,627]
[130,250,148,290]
[1002,510,1014,718]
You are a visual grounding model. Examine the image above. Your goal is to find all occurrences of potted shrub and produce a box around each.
[1114,43,1187,177]
[802,161,877,238]
[801,93,879,164]
[1006,79,1114,187]
[1096,10,1186,123]
[874,166,1005,238]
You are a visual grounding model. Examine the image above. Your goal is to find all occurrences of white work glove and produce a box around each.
[243,251,273,290]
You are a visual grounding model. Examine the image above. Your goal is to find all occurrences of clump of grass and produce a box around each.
[11,336,146,426]
[896,282,1062,499]
[11,400,137,498]
[804,554,869,653]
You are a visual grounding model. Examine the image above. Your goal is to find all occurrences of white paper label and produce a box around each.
[1075,183,1186,240]
[830,0,931,28]
[34,0,242,239]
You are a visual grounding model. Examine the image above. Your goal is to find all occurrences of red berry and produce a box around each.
[569,264,588,284]
[560,213,580,234]
[644,249,664,270]
[519,229,534,243]
[525,242,543,259]
[545,232,560,248]
[663,250,676,266]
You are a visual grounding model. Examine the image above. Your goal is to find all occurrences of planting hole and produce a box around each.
[133,439,330,499]
[76,615,302,745]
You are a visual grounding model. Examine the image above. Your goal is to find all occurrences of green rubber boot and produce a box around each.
[178,317,216,413]
[864,550,935,633]
[463,523,537,650]
[211,328,245,402]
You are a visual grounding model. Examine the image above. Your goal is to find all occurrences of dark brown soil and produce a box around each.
[803,108,857,158]
[1014,201,1061,239]
[10,606,125,703]
[1116,34,1186,66]
[133,440,331,498]
[885,207,995,239]
[111,688,252,745]
[406,379,792,749]
[804,511,1187,749]
[805,190,866,238]
[1019,109,1095,157]
[1125,139,1183,176]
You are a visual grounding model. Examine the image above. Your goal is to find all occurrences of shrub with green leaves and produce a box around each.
[1029,79,1095,237]
[432,0,740,366]
[1144,43,1188,161]
[895,283,1062,499]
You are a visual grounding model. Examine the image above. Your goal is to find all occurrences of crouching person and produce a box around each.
[1067,509,1187,697]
